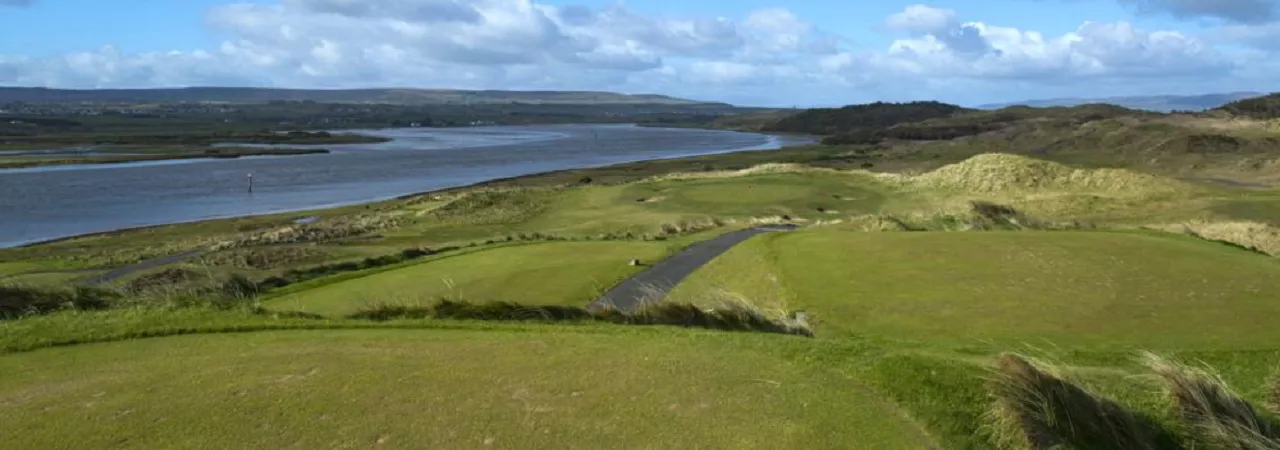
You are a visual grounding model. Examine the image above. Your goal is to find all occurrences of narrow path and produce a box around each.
[589,224,797,313]
[85,249,206,286]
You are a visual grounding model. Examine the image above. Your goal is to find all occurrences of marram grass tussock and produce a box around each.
[1142,352,1280,450]
[985,353,1158,450]
[1149,220,1280,257]
[649,153,1194,198]
[894,153,1192,194]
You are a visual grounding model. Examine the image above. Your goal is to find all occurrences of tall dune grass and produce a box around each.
[1148,220,1280,257]
[985,353,1158,450]
[1143,352,1280,450]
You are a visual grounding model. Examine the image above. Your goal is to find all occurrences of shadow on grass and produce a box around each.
[1144,353,1280,450]
[986,353,1179,450]
[344,299,814,337]
[0,285,118,318]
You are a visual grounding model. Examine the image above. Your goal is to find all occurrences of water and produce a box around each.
[0,124,809,247]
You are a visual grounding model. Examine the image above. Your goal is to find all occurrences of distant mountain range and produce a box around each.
[977,92,1266,112]
[0,87,728,107]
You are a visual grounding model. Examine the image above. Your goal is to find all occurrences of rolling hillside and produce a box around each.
[978,92,1264,112]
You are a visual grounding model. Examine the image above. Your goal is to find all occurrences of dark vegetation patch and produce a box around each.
[200,246,333,270]
[1180,134,1243,154]
[254,246,459,292]
[125,268,202,292]
[1217,93,1280,120]
[822,123,1007,145]
[346,300,814,337]
[765,101,970,135]
[813,103,1143,146]
[0,286,118,318]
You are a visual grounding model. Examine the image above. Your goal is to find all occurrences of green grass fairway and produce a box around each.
[509,172,889,238]
[619,172,887,218]
[671,230,1280,348]
[0,329,930,450]
[266,241,680,316]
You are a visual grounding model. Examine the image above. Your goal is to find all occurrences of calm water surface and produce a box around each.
[0,124,808,247]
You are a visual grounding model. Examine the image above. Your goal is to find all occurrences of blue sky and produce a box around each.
[1,0,1278,106]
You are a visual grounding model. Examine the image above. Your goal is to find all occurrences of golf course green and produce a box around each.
[7,105,1280,448]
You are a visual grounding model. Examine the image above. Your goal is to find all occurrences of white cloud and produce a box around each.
[886,4,956,34]
[875,7,1231,81]
[0,1,1270,106]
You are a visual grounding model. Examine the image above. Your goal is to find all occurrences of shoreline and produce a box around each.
[0,148,331,170]
[8,131,817,249]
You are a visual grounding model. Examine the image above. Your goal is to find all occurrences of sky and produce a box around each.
[1,0,1279,107]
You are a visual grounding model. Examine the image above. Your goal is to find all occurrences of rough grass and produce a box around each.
[197,245,333,270]
[0,285,117,318]
[1268,368,1280,417]
[347,299,813,337]
[986,353,1158,450]
[895,153,1193,195]
[1149,219,1280,256]
[671,229,1280,347]
[1143,353,1280,449]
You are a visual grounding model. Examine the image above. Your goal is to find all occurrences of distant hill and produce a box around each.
[764,101,970,136]
[1216,93,1280,120]
[978,92,1264,112]
[0,87,729,107]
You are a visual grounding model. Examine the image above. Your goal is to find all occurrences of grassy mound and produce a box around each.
[670,229,1280,347]
[265,241,679,316]
[903,153,1189,194]
[0,329,929,449]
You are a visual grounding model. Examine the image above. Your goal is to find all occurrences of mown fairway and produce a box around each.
[671,229,1280,348]
[0,327,931,450]
[265,241,682,316]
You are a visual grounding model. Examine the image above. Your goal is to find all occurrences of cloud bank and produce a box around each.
[0,0,1276,105]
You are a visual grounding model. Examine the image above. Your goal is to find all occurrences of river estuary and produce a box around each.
[0,124,808,247]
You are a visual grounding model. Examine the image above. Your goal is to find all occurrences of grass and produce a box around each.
[265,241,684,316]
[0,326,928,450]
[1143,352,1280,449]
[11,115,1280,448]
[986,353,1162,450]
[671,229,1280,348]
[346,299,813,337]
